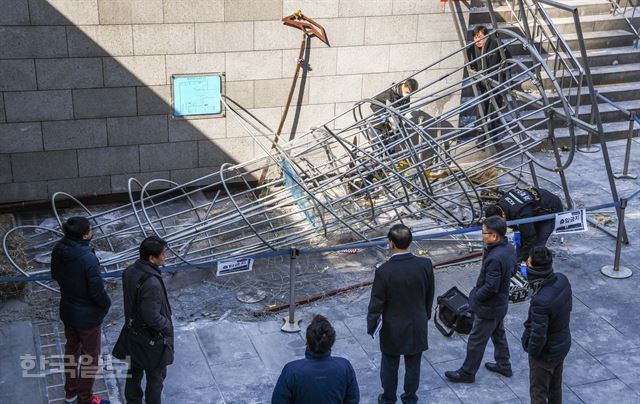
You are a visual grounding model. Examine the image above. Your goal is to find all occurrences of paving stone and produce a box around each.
[0,321,46,404]
[166,53,226,83]
[434,360,519,404]
[0,181,48,203]
[331,337,376,371]
[422,322,468,365]
[4,90,73,122]
[137,86,171,116]
[162,329,223,403]
[132,24,195,55]
[43,119,107,150]
[35,58,104,90]
[0,96,5,123]
[0,154,11,183]
[97,0,163,24]
[140,141,198,172]
[591,301,640,348]
[0,122,42,153]
[365,15,419,46]
[73,88,137,119]
[571,378,640,404]
[596,348,640,395]
[0,26,67,58]
[337,45,390,75]
[29,0,99,25]
[67,25,133,57]
[110,170,170,193]
[569,311,638,356]
[0,59,37,91]
[0,0,30,24]
[169,117,226,142]
[12,150,77,182]
[195,22,253,53]
[248,329,305,375]
[77,146,139,176]
[163,0,224,23]
[47,176,111,197]
[107,115,168,146]
[338,0,392,17]
[392,0,445,14]
[195,321,257,366]
[282,0,340,19]
[562,341,616,387]
[198,137,254,166]
[209,356,273,403]
[104,56,166,87]
[224,0,282,21]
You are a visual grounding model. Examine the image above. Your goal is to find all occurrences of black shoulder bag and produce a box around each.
[434,286,474,337]
[112,274,167,370]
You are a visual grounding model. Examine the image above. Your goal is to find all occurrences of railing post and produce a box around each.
[601,198,633,279]
[281,246,302,333]
[613,112,638,179]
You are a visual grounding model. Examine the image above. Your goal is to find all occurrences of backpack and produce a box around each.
[434,286,474,336]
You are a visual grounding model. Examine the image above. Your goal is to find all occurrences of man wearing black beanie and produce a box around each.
[522,246,573,404]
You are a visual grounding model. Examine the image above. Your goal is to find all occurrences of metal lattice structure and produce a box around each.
[3,30,576,291]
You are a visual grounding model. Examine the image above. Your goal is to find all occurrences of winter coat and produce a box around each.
[469,238,516,320]
[522,273,572,359]
[122,259,174,367]
[370,84,411,114]
[271,348,359,404]
[467,35,512,77]
[51,236,111,329]
[498,187,562,261]
[367,253,435,355]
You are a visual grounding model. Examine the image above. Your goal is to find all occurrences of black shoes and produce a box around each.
[485,362,513,377]
[444,369,475,383]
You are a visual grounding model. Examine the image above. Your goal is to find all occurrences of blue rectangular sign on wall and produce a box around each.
[171,73,224,118]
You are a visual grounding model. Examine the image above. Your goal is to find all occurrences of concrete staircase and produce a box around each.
[464,0,640,145]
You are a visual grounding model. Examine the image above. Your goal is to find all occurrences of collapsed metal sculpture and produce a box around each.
[3,29,576,291]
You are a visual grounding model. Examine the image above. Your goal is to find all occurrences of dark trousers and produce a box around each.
[529,355,564,404]
[461,316,510,376]
[516,219,556,260]
[380,352,422,404]
[125,364,167,404]
[63,325,102,404]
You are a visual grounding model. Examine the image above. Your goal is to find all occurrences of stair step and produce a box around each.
[549,80,640,103]
[512,45,640,68]
[469,10,640,35]
[470,0,615,23]
[527,120,639,146]
[560,29,637,49]
[559,62,640,85]
[522,99,640,123]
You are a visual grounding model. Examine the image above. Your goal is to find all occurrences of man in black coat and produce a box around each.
[368,78,419,153]
[446,216,516,383]
[485,187,564,263]
[272,314,360,404]
[522,246,572,404]
[367,224,435,403]
[122,236,174,404]
[51,217,111,404]
[466,25,512,143]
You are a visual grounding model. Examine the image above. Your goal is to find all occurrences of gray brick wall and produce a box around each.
[0,0,459,204]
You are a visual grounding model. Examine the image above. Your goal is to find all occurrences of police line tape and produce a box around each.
[1,191,637,284]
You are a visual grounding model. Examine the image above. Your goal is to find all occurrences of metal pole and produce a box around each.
[614,112,637,179]
[601,198,633,278]
[282,246,302,332]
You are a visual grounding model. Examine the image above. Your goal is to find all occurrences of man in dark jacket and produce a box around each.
[368,78,419,153]
[122,236,174,404]
[51,217,111,404]
[485,187,563,263]
[467,25,512,143]
[367,224,435,403]
[522,246,572,404]
[446,216,516,383]
[272,314,359,404]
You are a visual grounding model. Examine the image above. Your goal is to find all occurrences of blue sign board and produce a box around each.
[172,74,223,117]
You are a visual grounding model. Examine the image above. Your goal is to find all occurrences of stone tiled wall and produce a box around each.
[0,0,462,204]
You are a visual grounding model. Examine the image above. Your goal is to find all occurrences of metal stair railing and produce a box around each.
[488,0,629,243]
[610,0,640,48]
